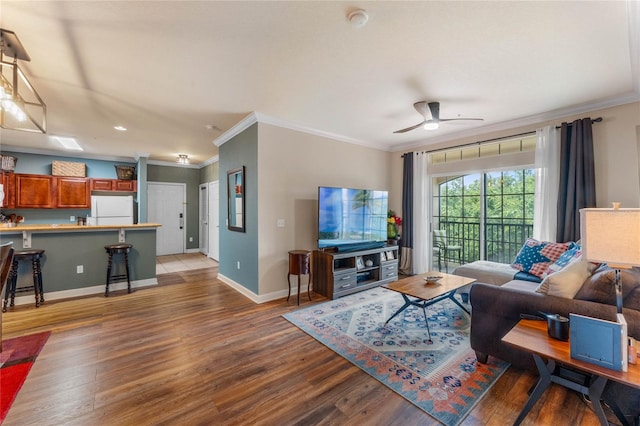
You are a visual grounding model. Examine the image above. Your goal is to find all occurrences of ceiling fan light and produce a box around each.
[424,122,439,130]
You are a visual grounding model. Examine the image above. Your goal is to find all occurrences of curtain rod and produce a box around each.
[555,116,602,129]
[401,116,603,157]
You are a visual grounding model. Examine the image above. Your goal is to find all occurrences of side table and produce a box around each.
[288,250,312,305]
[502,319,640,426]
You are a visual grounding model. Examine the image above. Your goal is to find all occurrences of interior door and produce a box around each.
[208,181,220,261]
[148,182,186,255]
[199,184,209,255]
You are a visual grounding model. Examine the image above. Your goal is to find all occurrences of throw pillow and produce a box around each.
[536,259,595,298]
[511,238,572,278]
[542,242,582,278]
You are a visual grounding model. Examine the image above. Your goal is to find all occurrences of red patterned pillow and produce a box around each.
[511,238,573,278]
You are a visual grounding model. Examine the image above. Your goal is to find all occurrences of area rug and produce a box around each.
[283,288,508,426]
[0,331,51,424]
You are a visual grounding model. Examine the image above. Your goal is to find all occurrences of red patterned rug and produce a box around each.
[0,331,51,424]
[284,288,508,426]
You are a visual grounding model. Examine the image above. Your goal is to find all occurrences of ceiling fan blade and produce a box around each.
[413,102,432,121]
[439,118,484,122]
[393,121,426,133]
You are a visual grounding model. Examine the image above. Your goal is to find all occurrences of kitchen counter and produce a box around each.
[0,223,160,305]
[0,223,161,233]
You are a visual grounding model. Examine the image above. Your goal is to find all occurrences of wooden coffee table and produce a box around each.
[382,271,476,341]
[503,319,640,426]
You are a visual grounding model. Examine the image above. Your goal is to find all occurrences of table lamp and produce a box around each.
[580,203,640,313]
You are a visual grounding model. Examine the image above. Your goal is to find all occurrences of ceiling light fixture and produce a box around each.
[176,154,189,165]
[424,122,439,130]
[347,9,369,28]
[52,136,83,151]
[0,28,46,133]
[114,125,127,131]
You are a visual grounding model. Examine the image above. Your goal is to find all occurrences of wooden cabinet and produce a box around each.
[0,171,14,208]
[91,178,137,192]
[57,177,91,208]
[15,174,56,208]
[313,246,399,299]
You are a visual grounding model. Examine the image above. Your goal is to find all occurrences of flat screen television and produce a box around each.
[318,186,388,251]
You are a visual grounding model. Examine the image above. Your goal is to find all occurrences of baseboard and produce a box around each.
[217,274,309,304]
[186,248,202,254]
[8,278,158,306]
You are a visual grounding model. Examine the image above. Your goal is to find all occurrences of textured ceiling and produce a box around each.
[0,1,637,164]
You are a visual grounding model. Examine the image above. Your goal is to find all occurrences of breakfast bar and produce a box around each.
[0,223,161,304]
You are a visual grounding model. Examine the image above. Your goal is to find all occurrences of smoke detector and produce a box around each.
[347,9,368,28]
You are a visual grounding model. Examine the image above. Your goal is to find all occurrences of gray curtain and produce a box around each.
[398,152,413,275]
[556,118,596,243]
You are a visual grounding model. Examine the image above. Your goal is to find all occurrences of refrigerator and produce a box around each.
[90,195,134,225]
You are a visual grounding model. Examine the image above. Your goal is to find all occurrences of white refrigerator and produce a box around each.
[90,195,134,225]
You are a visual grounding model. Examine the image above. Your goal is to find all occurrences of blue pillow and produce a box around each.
[511,238,572,278]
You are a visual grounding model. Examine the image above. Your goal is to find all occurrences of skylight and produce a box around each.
[51,136,83,151]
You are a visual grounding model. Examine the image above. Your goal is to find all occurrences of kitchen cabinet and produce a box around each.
[15,174,56,208]
[0,171,14,208]
[91,178,137,192]
[57,177,91,208]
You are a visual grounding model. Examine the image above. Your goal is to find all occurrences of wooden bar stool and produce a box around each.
[287,250,312,305]
[104,243,133,297]
[2,248,45,312]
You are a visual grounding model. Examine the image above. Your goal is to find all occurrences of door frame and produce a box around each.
[208,180,220,261]
[147,181,186,255]
[199,183,209,255]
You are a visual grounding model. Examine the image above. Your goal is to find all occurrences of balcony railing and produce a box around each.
[435,220,533,265]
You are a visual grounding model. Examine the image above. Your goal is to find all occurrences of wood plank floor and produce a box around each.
[1,267,611,425]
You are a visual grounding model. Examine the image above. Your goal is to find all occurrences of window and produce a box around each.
[429,134,536,270]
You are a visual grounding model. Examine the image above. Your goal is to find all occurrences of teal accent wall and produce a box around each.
[199,161,219,184]
[137,157,148,222]
[147,164,200,250]
[0,151,137,224]
[0,228,156,293]
[219,124,258,293]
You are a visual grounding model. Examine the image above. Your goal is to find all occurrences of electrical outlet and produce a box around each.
[70,215,76,222]
[189,237,193,242]
[76,265,83,274]
[277,219,285,228]
[237,261,240,270]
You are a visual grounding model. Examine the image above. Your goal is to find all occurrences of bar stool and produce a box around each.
[2,248,45,312]
[104,243,132,297]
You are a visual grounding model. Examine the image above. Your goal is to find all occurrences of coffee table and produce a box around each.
[382,271,476,341]
[503,319,640,426]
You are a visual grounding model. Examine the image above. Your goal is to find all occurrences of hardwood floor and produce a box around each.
[1,267,611,425]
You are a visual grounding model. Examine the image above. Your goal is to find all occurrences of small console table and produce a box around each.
[287,250,312,305]
[502,319,640,426]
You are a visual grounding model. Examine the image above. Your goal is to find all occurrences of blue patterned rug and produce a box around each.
[283,287,509,426]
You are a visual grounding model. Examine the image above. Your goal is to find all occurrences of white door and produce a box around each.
[208,181,220,261]
[148,182,186,256]
[199,184,209,255]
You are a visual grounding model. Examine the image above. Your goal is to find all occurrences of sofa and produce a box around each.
[460,261,640,421]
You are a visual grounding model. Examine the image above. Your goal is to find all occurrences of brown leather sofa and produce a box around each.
[469,266,640,422]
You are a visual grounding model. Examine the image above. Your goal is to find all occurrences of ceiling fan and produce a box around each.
[393,101,483,133]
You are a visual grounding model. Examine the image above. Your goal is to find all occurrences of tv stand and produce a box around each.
[313,245,399,299]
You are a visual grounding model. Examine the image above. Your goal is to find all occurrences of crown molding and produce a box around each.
[212,111,389,151]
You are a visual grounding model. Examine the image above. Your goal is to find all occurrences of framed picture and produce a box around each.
[385,251,395,260]
[380,252,387,262]
[356,256,365,270]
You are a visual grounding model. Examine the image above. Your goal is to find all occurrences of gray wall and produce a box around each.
[200,161,219,184]
[147,164,201,250]
[0,228,156,292]
[219,123,258,293]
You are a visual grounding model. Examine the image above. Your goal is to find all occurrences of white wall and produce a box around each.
[257,123,391,295]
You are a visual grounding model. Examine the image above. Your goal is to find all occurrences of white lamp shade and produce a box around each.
[580,207,640,268]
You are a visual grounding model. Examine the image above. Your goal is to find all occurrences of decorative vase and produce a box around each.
[387,223,397,239]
